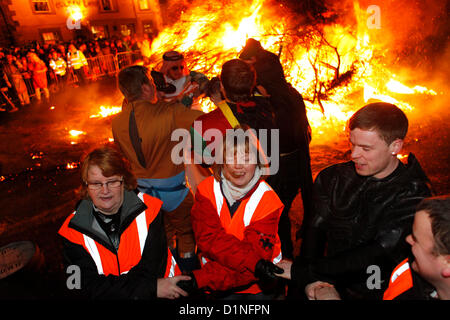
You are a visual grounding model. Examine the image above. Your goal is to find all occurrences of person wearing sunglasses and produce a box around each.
[58,145,191,299]
[159,50,208,110]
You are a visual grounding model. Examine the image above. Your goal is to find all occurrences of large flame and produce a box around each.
[144,0,439,143]
[90,105,122,118]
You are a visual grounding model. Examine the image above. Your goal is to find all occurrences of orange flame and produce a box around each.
[90,105,122,118]
[145,0,439,142]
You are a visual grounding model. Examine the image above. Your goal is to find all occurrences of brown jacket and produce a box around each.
[112,99,203,179]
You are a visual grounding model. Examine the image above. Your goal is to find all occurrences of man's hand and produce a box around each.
[274,259,292,279]
[305,281,340,300]
[157,275,191,299]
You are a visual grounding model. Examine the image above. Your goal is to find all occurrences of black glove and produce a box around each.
[254,259,284,280]
[176,273,198,295]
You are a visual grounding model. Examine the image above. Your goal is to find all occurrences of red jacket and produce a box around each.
[191,176,283,294]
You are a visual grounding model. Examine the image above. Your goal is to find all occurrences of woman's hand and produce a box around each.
[157,275,191,299]
[275,259,292,279]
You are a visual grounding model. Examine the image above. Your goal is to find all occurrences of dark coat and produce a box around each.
[59,190,167,299]
[251,48,311,153]
[293,153,433,299]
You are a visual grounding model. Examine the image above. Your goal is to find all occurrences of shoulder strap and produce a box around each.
[128,103,147,168]
[217,101,240,128]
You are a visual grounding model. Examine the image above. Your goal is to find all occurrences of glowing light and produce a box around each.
[90,105,122,118]
[69,130,85,137]
[387,79,437,95]
[66,162,78,170]
[67,5,84,21]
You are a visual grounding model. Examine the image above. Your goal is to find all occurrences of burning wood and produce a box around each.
[89,105,122,118]
[143,0,440,142]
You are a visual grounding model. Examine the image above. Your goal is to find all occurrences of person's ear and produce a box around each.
[441,255,450,278]
[389,138,403,156]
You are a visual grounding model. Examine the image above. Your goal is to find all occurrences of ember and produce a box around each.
[66,162,79,170]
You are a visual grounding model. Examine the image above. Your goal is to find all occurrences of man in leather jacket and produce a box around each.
[275,102,433,299]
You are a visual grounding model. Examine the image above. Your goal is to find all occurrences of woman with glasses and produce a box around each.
[58,145,191,299]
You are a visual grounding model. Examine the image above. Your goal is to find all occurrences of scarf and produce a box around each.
[221,166,263,207]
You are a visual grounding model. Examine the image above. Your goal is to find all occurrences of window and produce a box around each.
[143,21,156,36]
[31,0,52,13]
[91,25,109,39]
[138,0,150,10]
[99,0,117,12]
[120,24,135,37]
[40,29,61,43]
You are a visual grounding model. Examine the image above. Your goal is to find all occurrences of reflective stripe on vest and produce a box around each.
[136,193,148,255]
[213,178,223,216]
[383,258,413,300]
[165,252,180,278]
[83,234,104,275]
[243,182,271,227]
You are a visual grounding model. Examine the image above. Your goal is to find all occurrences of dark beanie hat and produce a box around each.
[239,38,263,60]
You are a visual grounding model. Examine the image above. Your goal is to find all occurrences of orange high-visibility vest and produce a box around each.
[383,258,413,300]
[59,192,179,277]
[198,176,283,294]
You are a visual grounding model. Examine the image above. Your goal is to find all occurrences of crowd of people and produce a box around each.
[0,35,145,112]
[56,38,449,301]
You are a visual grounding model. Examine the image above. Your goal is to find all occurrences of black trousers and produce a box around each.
[266,144,313,260]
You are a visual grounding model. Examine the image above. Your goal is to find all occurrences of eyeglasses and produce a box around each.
[171,65,184,71]
[85,179,123,190]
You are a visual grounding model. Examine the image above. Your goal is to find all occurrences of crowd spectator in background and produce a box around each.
[3,53,30,106]
[0,33,159,111]
[27,52,49,103]
[49,50,67,92]
[67,44,88,86]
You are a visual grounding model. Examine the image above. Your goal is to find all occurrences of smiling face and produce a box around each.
[222,144,257,188]
[349,128,402,179]
[86,165,124,215]
[166,63,185,80]
[406,210,448,287]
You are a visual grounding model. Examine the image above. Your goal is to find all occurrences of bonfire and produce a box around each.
[140,0,439,142]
